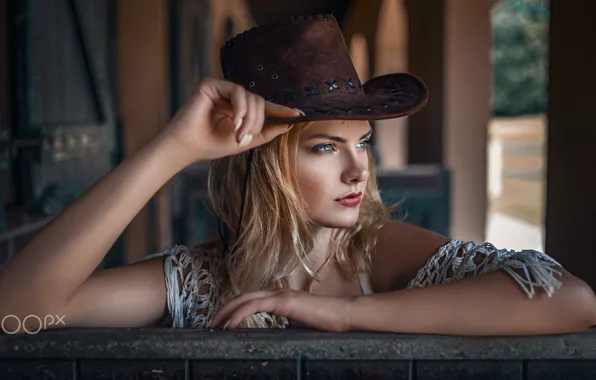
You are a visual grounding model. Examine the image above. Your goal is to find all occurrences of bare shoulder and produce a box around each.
[370,221,450,292]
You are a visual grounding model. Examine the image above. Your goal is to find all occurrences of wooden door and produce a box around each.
[3,0,123,268]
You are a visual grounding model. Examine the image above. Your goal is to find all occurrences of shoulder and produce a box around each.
[142,240,224,328]
[370,225,564,298]
[370,221,450,292]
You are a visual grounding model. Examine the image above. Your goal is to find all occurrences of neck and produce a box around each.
[287,226,335,291]
[308,227,335,271]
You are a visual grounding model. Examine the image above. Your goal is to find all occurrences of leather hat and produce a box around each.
[220,14,428,125]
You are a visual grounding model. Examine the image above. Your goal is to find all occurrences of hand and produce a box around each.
[208,289,355,332]
[160,77,302,164]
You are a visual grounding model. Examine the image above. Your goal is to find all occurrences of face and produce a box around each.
[290,120,372,228]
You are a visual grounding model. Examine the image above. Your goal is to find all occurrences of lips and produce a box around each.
[336,191,363,207]
[337,191,362,200]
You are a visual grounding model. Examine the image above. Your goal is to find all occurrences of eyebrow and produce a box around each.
[304,128,373,143]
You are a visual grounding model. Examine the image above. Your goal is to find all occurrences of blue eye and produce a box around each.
[357,139,371,150]
[311,143,334,153]
[311,140,370,154]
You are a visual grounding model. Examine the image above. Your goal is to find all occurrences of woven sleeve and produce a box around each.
[406,240,564,298]
[141,245,222,328]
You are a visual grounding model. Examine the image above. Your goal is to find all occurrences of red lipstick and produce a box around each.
[336,191,363,207]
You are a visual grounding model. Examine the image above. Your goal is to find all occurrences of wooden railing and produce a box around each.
[1,328,595,379]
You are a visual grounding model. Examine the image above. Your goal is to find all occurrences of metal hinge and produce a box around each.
[0,125,111,163]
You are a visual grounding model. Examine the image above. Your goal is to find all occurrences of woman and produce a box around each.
[1,15,595,335]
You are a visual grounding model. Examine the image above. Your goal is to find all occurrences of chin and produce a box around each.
[312,209,361,228]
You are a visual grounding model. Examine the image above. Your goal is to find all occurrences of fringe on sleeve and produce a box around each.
[406,240,564,298]
[141,245,221,328]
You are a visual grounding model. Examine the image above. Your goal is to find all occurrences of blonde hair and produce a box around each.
[203,122,391,327]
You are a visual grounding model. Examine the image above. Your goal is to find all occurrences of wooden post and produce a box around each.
[404,0,445,165]
[116,0,171,262]
[545,0,596,288]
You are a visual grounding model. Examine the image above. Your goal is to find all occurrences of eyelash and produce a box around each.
[311,139,371,154]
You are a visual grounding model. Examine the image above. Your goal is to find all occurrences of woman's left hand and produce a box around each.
[208,289,355,332]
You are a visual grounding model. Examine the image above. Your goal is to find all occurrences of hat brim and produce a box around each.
[263,73,428,126]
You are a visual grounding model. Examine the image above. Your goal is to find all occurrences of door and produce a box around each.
[6,0,123,268]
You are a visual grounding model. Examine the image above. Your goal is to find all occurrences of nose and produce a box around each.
[340,153,369,184]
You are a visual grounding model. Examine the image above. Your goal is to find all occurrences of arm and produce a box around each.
[0,78,300,333]
[349,268,596,335]
[0,135,186,333]
[361,221,596,335]
[208,221,596,334]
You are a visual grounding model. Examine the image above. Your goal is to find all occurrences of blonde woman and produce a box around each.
[1,15,595,335]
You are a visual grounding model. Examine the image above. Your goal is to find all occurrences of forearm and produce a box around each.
[350,270,596,336]
[0,133,190,314]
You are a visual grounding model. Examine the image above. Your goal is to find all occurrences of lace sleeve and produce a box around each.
[406,240,564,298]
[142,245,221,328]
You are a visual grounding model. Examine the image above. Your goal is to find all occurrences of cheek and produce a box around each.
[295,156,335,204]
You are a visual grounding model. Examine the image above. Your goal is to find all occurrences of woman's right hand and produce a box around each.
[160,77,302,164]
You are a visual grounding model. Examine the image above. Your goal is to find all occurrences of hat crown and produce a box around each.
[220,15,364,107]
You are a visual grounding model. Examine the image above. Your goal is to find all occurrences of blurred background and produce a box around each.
[0,0,594,288]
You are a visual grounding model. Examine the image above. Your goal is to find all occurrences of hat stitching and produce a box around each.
[221,14,335,51]
[325,80,339,91]
[305,84,320,96]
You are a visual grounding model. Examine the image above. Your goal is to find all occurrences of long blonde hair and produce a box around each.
[203,122,390,326]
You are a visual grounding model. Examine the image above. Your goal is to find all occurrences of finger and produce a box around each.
[212,295,269,329]
[254,96,266,136]
[246,93,263,136]
[202,78,247,126]
[265,102,303,120]
[230,84,248,132]
[237,93,259,146]
[210,291,273,327]
[251,123,292,146]
[226,298,279,329]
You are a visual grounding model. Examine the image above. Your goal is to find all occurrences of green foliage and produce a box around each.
[492,0,549,116]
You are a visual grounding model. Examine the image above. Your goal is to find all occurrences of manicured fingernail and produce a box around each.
[234,117,243,132]
[238,133,253,148]
[223,319,231,330]
[294,108,305,116]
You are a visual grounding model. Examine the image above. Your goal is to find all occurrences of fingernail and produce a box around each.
[234,117,243,132]
[238,133,253,148]
[223,319,231,330]
[294,108,305,116]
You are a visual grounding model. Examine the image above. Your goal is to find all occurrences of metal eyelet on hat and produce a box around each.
[257,65,264,71]
[249,81,255,87]
[366,105,372,112]
[272,74,279,79]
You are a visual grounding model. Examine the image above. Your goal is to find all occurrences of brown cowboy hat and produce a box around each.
[220,14,428,126]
